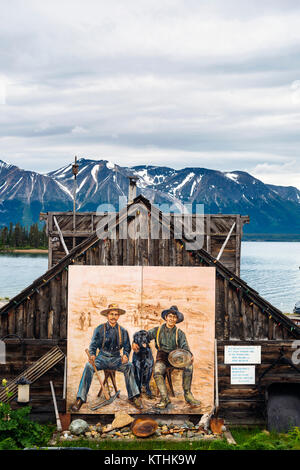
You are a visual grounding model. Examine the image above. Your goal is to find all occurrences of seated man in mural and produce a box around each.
[132,305,200,409]
[71,303,143,411]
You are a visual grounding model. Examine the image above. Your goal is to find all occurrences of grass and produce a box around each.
[51,438,213,450]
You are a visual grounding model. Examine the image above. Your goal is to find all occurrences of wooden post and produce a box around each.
[206,214,211,254]
[53,217,69,256]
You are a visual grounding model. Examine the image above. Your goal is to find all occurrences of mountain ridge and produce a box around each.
[0,158,300,235]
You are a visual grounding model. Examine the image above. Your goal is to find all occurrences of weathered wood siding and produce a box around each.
[41,211,249,275]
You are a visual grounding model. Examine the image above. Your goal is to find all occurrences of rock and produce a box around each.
[111,412,134,430]
[173,433,181,438]
[185,421,194,428]
[198,413,211,430]
[102,424,113,433]
[187,431,195,438]
[69,419,89,435]
[262,430,270,435]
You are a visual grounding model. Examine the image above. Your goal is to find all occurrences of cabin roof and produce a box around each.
[1,194,299,337]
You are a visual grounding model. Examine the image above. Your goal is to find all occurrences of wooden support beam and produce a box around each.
[53,216,69,255]
[216,222,236,261]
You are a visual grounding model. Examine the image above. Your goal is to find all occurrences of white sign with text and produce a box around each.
[225,345,261,364]
[230,366,256,385]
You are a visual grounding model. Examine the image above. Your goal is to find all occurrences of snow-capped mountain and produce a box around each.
[0,159,72,226]
[0,158,300,235]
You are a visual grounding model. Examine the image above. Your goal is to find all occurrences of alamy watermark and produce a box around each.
[95,197,205,250]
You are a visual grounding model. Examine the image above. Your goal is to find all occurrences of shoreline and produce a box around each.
[0,248,48,254]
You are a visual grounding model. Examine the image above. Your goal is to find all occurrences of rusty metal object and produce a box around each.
[59,413,71,431]
[131,418,158,438]
[168,349,192,368]
[210,416,225,434]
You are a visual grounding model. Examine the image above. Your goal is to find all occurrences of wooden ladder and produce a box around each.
[0,346,65,403]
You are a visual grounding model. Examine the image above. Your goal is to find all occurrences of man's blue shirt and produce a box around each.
[89,321,131,358]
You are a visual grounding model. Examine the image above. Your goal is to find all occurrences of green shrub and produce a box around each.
[0,404,53,449]
[0,380,54,449]
[0,437,19,450]
[238,433,276,450]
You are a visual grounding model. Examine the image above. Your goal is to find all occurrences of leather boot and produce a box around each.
[130,395,144,410]
[183,372,201,407]
[70,398,83,412]
[154,375,171,409]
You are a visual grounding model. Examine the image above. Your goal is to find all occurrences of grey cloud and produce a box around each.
[0,1,300,187]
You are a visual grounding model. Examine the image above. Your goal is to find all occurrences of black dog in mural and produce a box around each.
[132,330,154,398]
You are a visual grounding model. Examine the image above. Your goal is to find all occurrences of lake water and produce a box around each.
[0,242,299,313]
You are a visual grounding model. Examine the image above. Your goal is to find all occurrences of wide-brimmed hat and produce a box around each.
[161,305,184,323]
[100,303,126,316]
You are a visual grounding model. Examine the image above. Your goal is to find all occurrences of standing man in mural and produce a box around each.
[71,303,143,411]
[132,305,200,409]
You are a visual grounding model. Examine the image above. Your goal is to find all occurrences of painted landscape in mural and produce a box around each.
[67,266,215,414]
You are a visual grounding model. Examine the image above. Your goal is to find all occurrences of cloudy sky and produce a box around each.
[1,0,300,188]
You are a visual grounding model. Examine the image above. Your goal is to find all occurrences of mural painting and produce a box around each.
[67,266,215,414]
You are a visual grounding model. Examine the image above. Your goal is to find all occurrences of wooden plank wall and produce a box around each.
[43,212,249,274]
[217,340,300,424]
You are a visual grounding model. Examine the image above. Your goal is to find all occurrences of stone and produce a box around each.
[69,419,89,435]
[186,421,194,428]
[187,431,195,438]
[102,424,113,433]
[111,412,134,430]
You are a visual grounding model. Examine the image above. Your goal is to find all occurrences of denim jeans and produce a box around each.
[76,352,139,402]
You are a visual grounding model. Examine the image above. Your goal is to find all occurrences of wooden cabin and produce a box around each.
[1,194,300,426]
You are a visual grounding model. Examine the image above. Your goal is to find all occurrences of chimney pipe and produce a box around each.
[128,176,138,203]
